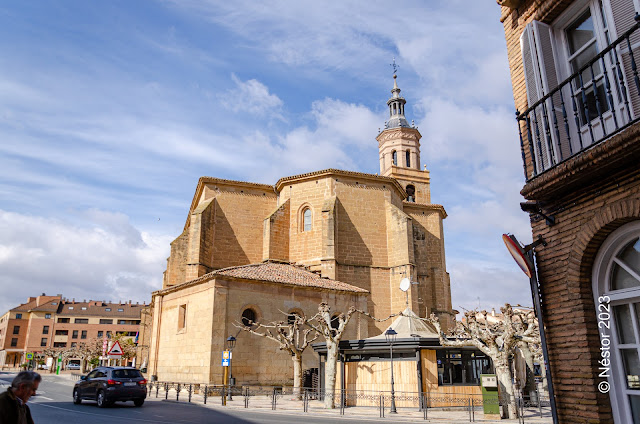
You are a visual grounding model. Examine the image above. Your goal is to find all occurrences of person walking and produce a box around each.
[0,371,41,424]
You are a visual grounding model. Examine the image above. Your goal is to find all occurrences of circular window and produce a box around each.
[241,308,257,327]
[288,311,303,325]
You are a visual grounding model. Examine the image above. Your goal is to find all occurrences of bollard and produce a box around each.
[468,398,472,422]
[156,383,159,398]
[176,383,181,401]
[423,394,428,420]
[204,385,208,404]
[537,386,542,418]
[303,389,308,413]
[471,398,475,422]
[244,387,249,408]
[165,383,169,400]
[339,389,344,416]
[188,384,192,403]
[222,386,226,406]
[272,388,277,410]
[379,394,385,418]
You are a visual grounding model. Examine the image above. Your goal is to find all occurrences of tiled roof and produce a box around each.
[157,262,368,295]
[213,263,368,293]
[275,168,404,193]
[56,301,143,318]
[31,300,62,312]
[12,300,38,312]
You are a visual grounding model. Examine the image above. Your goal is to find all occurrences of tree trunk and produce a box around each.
[323,342,338,409]
[520,345,537,402]
[292,353,303,400]
[495,363,518,419]
[539,359,548,393]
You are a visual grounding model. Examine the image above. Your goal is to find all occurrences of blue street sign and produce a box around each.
[221,350,231,367]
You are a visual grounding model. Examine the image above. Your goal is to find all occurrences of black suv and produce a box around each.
[73,366,147,407]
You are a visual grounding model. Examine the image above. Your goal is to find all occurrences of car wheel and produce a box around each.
[96,390,108,408]
[133,399,144,407]
[73,389,82,405]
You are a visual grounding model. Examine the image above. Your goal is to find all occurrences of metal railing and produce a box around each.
[516,15,640,180]
[145,382,552,422]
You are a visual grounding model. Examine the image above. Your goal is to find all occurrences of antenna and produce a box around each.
[400,278,411,308]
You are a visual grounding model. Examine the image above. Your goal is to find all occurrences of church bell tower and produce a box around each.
[376,75,431,203]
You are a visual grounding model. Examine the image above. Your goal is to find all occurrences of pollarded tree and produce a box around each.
[306,303,358,409]
[429,304,521,419]
[74,338,105,372]
[236,312,318,399]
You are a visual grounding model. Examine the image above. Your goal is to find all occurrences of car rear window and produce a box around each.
[112,369,142,378]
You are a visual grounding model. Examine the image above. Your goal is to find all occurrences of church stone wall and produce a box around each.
[262,199,290,262]
[283,177,332,264]
[165,230,188,288]
[334,182,390,267]
[210,192,275,269]
[406,208,453,329]
[150,277,368,385]
[150,282,216,383]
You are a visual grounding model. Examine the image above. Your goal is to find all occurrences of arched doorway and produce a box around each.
[593,221,640,422]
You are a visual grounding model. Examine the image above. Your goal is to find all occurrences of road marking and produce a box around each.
[33,396,53,400]
[32,404,178,423]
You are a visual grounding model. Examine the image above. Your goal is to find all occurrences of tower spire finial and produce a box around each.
[390,57,399,77]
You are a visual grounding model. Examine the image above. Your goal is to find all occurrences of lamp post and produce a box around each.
[226,336,236,401]
[385,328,397,414]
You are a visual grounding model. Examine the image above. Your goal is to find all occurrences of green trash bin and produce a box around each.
[481,374,500,415]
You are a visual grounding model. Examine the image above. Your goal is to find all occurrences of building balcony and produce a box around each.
[516,18,640,194]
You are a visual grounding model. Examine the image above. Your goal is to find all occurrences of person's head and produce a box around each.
[11,371,41,403]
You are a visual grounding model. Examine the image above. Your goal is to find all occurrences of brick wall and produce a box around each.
[500,1,640,422]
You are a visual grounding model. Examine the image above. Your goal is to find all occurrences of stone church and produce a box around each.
[148,76,455,385]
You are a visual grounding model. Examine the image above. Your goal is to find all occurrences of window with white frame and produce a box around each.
[593,221,640,423]
[520,0,640,172]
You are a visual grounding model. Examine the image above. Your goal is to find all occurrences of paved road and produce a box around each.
[0,373,389,424]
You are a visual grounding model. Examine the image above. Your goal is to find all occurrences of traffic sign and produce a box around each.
[221,350,231,367]
[107,341,123,356]
[26,352,33,360]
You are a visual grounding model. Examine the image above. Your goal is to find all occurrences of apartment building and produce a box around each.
[498,0,640,422]
[0,294,145,368]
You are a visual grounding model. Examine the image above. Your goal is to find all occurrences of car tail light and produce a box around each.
[107,379,121,386]
[138,379,147,385]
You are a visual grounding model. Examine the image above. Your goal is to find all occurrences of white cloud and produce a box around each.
[223,74,284,119]
[0,210,171,314]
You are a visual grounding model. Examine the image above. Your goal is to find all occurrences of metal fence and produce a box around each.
[145,381,552,422]
[516,16,640,180]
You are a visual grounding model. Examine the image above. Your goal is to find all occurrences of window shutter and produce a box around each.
[521,21,561,171]
[609,0,640,117]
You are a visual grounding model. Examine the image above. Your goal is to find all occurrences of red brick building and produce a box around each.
[498,0,640,422]
[0,294,145,368]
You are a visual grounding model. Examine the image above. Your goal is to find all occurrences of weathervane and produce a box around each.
[390,57,399,76]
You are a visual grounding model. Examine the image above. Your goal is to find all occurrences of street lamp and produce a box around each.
[385,328,398,414]
[226,336,236,401]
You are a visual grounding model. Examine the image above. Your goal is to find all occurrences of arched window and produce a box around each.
[241,308,257,327]
[406,185,416,202]
[593,221,640,422]
[302,208,312,232]
[392,151,397,166]
[406,151,411,168]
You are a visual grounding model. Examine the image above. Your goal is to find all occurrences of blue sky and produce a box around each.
[0,1,534,315]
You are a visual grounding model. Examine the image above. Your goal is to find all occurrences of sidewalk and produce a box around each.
[147,385,553,423]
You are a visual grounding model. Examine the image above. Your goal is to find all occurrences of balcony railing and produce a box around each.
[516,17,640,181]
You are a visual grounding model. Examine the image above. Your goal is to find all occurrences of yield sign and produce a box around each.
[107,341,124,356]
